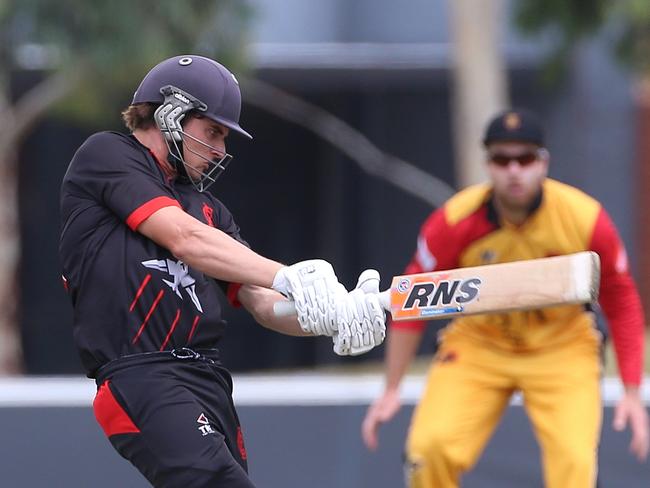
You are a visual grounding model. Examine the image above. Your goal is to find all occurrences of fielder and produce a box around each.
[59,54,386,487]
[362,109,649,488]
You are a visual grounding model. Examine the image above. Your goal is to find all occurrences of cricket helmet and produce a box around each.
[132,55,251,192]
[133,54,251,139]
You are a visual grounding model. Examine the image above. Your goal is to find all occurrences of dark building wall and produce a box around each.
[19,121,92,374]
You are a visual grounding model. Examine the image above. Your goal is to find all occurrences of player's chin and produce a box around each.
[187,166,207,182]
[504,192,534,209]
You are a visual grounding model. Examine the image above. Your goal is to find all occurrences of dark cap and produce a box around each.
[482,109,544,147]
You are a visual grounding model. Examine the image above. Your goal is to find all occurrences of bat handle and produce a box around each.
[377,289,390,311]
[273,300,297,317]
[272,290,391,318]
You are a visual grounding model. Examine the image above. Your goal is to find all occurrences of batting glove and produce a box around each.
[272,259,346,336]
[333,269,387,356]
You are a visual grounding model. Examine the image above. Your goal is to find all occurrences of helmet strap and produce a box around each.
[166,148,190,182]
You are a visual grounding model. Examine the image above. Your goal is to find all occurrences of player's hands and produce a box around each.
[613,388,650,462]
[272,259,345,336]
[332,269,386,356]
[362,388,401,451]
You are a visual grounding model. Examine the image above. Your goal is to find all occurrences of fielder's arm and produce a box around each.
[362,325,423,450]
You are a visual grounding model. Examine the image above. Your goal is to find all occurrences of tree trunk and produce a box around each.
[448,0,509,188]
[0,69,80,375]
[0,149,21,374]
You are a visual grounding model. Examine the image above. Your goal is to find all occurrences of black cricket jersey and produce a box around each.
[59,131,247,377]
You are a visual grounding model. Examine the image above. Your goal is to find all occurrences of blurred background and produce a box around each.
[6,0,650,375]
[0,0,649,486]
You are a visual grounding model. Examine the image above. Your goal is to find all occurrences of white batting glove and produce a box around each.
[333,269,386,356]
[272,259,346,336]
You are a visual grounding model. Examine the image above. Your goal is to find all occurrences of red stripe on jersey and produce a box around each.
[129,274,152,312]
[227,283,243,307]
[187,315,201,343]
[132,289,165,345]
[93,381,140,437]
[160,309,181,351]
[434,205,497,270]
[125,196,182,231]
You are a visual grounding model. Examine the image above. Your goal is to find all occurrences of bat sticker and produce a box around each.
[391,276,482,320]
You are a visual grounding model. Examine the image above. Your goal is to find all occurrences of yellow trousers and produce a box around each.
[405,331,602,488]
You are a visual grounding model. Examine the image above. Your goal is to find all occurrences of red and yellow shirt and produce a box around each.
[394,178,645,386]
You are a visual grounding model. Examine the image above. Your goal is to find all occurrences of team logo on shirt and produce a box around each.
[202,203,214,227]
[141,258,203,312]
[480,249,496,264]
[197,413,215,436]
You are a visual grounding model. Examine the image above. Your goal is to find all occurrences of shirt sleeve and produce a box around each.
[392,208,460,332]
[65,132,181,231]
[589,208,645,386]
[208,195,249,307]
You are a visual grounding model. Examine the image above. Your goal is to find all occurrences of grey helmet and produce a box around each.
[132,55,252,192]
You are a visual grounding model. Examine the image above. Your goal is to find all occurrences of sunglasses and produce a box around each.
[488,151,539,167]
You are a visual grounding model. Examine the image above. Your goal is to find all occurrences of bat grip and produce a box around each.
[272,290,391,318]
[273,300,297,317]
[377,290,390,311]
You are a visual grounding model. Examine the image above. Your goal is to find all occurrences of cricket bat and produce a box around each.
[273,252,600,321]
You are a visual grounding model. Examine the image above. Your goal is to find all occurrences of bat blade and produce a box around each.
[389,252,600,322]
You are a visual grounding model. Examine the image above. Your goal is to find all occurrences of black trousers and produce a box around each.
[93,351,255,488]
